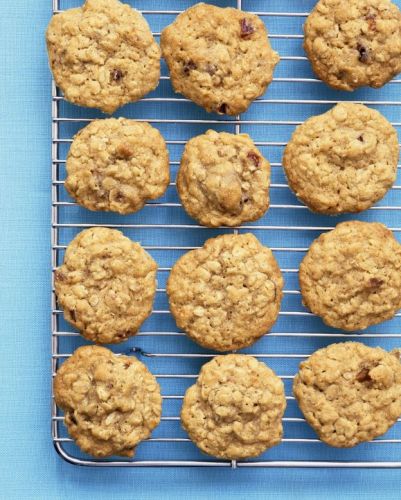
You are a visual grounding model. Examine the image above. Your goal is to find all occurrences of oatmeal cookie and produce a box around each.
[299,221,401,331]
[65,119,170,214]
[55,227,157,344]
[283,103,399,214]
[304,0,401,91]
[54,345,162,457]
[293,342,401,447]
[46,0,161,113]
[177,130,270,227]
[161,3,279,115]
[167,233,283,351]
[181,354,286,459]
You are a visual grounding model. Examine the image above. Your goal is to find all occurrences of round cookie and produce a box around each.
[55,227,157,344]
[161,3,279,115]
[167,233,283,351]
[54,345,162,457]
[46,0,161,113]
[177,130,270,227]
[304,0,401,91]
[293,342,401,447]
[181,354,286,459]
[65,119,170,214]
[283,103,399,214]
[299,221,401,331]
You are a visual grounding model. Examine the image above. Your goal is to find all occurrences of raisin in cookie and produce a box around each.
[65,119,170,214]
[283,103,399,214]
[299,221,401,331]
[177,130,270,227]
[55,227,157,344]
[161,3,279,115]
[304,0,401,91]
[46,0,160,113]
[54,345,162,458]
[167,233,283,351]
[181,354,286,459]
[294,342,401,447]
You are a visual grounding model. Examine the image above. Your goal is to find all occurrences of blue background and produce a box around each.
[2,0,401,498]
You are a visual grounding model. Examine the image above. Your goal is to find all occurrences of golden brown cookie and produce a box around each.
[55,227,157,344]
[299,221,401,331]
[283,103,399,214]
[65,118,170,214]
[177,130,270,227]
[293,342,401,447]
[181,354,286,459]
[46,0,160,113]
[167,233,283,351]
[54,345,162,457]
[161,3,279,115]
[304,0,401,91]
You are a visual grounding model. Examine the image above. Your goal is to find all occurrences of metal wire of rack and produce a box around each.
[52,0,401,468]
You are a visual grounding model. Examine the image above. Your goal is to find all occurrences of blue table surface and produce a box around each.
[2,1,401,498]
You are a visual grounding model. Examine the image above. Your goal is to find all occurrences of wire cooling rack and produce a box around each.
[51,0,401,467]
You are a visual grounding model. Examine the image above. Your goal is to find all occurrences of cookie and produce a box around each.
[283,103,399,214]
[299,221,401,331]
[54,345,162,457]
[177,130,270,227]
[46,0,160,113]
[167,233,283,351]
[293,342,401,447]
[161,3,279,115]
[65,119,170,214]
[304,0,401,91]
[181,354,286,459]
[55,227,157,344]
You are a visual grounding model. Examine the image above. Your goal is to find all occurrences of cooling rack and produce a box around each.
[51,0,401,467]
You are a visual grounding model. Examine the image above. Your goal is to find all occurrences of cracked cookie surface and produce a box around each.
[55,227,157,344]
[283,103,399,214]
[167,233,283,351]
[65,118,170,214]
[181,354,286,459]
[54,345,162,457]
[293,342,401,447]
[299,221,401,331]
[177,130,270,227]
[46,0,161,113]
[161,3,279,115]
[304,0,401,91]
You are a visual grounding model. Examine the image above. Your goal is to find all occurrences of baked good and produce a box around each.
[65,118,170,214]
[54,227,157,344]
[46,0,160,113]
[293,342,401,447]
[161,3,279,115]
[177,130,270,227]
[181,354,286,459]
[304,0,401,91]
[167,233,283,351]
[283,103,399,214]
[299,221,401,331]
[54,345,162,457]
